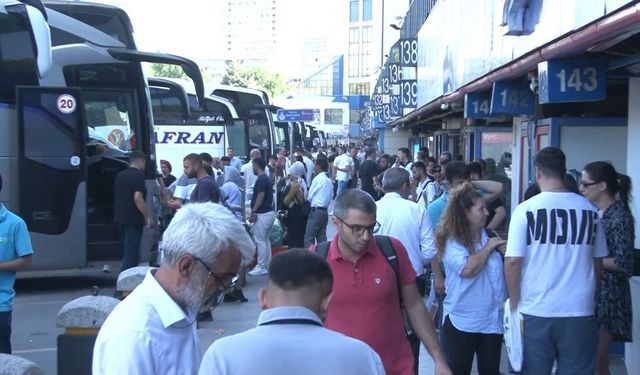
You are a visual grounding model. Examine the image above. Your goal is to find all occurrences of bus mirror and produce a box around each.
[6,2,52,78]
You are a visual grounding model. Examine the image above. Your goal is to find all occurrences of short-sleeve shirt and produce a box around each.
[0,205,33,311]
[190,176,220,203]
[315,235,417,375]
[113,167,146,226]
[427,192,449,229]
[251,174,273,213]
[333,154,354,182]
[505,192,607,317]
[359,160,379,197]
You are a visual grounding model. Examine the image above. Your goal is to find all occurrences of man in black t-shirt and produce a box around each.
[167,154,221,208]
[248,158,276,276]
[113,151,153,273]
[358,149,379,199]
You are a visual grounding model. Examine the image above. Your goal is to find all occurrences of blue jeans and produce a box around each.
[523,314,597,375]
[0,311,11,354]
[116,224,143,273]
[336,180,349,197]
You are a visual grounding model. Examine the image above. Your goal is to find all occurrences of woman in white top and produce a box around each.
[435,182,507,375]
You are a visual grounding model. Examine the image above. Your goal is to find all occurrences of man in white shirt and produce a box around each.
[241,149,263,201]
[375,167,437,370]
[333,146,353,197]
[198,249,385,375]
[505,147,607,375]
[92,203,254,375]
[304,158,334,248]
[395,147,414,171]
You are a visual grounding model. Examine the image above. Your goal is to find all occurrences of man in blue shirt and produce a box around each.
[0,173,33,353]
[248,158,276,276]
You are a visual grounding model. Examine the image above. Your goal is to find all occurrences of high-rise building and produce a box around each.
[210,0,304,76]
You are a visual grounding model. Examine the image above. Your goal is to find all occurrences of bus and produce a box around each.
[211,85,276,160]
[149,77,247,174]
[0,1,203,270]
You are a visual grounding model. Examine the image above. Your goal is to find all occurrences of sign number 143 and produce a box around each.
[555,67,598,93]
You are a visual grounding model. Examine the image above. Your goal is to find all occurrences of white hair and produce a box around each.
[161,202,254,267]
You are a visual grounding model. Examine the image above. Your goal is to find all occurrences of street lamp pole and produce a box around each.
[381,0,384,67]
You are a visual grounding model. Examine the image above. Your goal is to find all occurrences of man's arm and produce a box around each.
[420,209,437,264]
[134,191,153,227]
[402,283,452,375]
[0,254,32,272]
[249,191,265,223]
[486,205,506,230]
[471,180,503,204]
[504,256,523,310]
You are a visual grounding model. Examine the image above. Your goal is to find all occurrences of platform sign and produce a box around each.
[490,81,535,115]
[276,109,314,122]
[538,57,606,104]
[464,91,498,118]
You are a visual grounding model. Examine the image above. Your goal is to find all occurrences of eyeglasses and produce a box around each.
[580,180,599,187]
[335,216,380,236]
[193,256,238,308]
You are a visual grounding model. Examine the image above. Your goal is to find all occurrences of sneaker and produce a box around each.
[248,267,268,276]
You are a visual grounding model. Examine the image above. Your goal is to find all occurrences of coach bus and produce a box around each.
[211,85,276,160]
[1,2,203,270]
[149,78,247,172]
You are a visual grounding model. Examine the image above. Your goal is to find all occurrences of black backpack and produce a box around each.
[316,235,413,335]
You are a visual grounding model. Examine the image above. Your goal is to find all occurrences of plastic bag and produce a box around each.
[269,217,284,247]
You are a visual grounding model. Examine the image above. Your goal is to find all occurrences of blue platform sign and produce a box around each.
[538,57,606,104]
[490,81,535,115]
[464,91,497,118]
[276,109,314,122]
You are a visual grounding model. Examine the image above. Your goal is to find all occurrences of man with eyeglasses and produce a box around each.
[93,203,254,375]
[312,189,451,375]
[199,249,385,375]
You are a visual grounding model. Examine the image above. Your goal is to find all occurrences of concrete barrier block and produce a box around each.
[116,266,154,293]
[625,276,640,375]
[0,354,44,375]
[56,295,119,329]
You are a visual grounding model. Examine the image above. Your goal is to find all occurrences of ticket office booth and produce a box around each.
[515,117,627,203]
[464,126,513,164]
[434,130,462,162]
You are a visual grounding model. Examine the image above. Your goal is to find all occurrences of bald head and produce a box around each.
[249,149,261,160]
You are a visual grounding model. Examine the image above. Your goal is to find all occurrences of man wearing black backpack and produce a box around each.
[311,189,450,375]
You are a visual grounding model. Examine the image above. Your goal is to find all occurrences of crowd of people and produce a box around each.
[88,142,636,375]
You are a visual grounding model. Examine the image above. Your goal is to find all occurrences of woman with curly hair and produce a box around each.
[580,161,635,375]
[435,182,507,375]
[280,161,309,248]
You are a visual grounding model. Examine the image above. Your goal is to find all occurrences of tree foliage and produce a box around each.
[221,61,290,99]
[150,63,186,79]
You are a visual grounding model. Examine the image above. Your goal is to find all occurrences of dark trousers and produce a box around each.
[116,223,143,273]
[0,311,12,354]
[443,315,503,375]
[304,208,328,249]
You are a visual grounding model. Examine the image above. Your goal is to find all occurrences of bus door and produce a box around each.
[17,87,88,269]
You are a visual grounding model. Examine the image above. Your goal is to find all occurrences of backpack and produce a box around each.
[316,235,413,335]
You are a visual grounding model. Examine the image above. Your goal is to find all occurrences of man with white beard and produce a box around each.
[92,203,254,375]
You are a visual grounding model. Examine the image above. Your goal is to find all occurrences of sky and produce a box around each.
[92,0,346,67]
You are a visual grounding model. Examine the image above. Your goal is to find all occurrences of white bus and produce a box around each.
[149,78,246,176]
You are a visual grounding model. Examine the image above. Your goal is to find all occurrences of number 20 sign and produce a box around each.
[538,57,606,104]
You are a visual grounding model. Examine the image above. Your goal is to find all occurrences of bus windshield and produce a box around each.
[0,11,39,103]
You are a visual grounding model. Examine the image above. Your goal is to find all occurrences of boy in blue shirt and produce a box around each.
[0,173,33,353]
